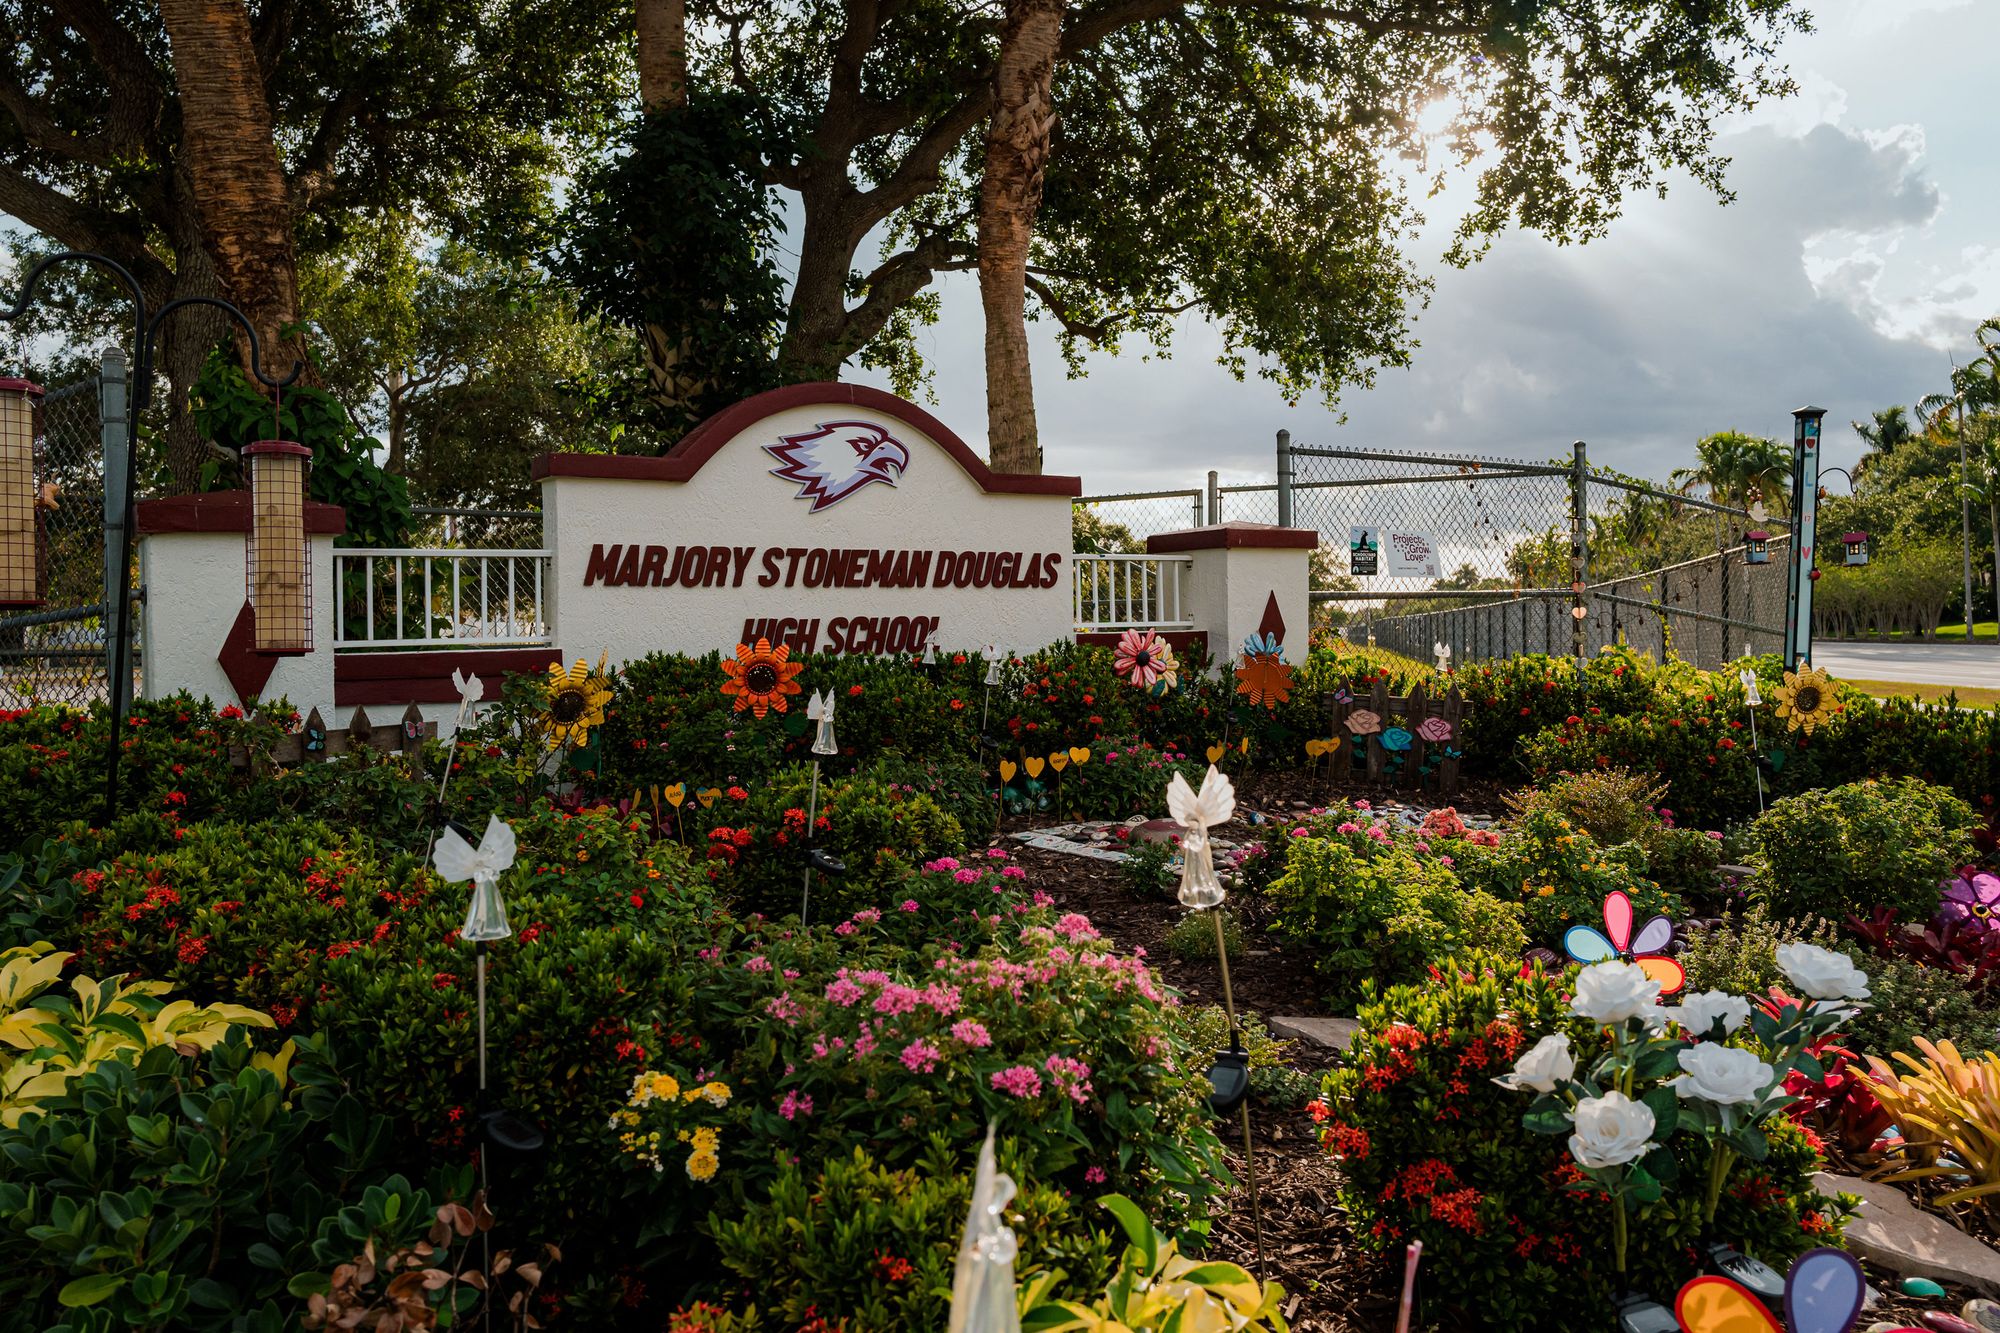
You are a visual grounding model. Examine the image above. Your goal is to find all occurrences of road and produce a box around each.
[1812,641,2000,689]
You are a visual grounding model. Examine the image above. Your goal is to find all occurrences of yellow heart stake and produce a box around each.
[1048,751,1069,773]
[1206,743,1226,764]
[1304,739,1326,758]
[1069,746,1091,765]
[1024,756,1046,779]
[665,783,687,808]
[1240,736,1250,754]
[999,759,1018,784]
[696,787,721,809]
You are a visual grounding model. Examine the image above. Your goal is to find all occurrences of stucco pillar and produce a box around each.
[1146,522,1315,670]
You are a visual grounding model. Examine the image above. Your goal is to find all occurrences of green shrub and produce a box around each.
[862,751,997,845]
[1265,812,1525,1002]
[1841,953,2000,1059]
[1679,904,1839,997]
[0,1030,437,1330]
[1166,1004,1317,1107]
[1316,957,1852,1330]
[1455,809,1684,946]
[1120,838,1176,898]
[683,897,1227,1229]
[1746,778,1975,923]
[712,764,965,917]
[1165,907,1243,965]
[706,1139,1120,1329]
[1504,768,1722,893]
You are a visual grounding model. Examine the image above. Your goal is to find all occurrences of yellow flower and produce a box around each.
[686,1081,732,1107]
[691,1126,720,1154]
[543,653,613,750]
[649,1073,681,1102]
[1773,664,1836,735]
[1537,886,1555,897]
[687,1150,720,1182]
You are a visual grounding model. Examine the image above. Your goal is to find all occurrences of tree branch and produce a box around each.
[1024,272,1196,344]
[0,61,118,167]
[48,0,164,149]
[0,162,165,284]
[838,232,965,358]
[251,0,298,85]
[287,87,367,210]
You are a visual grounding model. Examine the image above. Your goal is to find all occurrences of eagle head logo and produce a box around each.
[763,419,911,512]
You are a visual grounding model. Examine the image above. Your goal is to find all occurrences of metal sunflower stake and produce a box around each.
[1167,763,1265,1275]
[800,689,843,921]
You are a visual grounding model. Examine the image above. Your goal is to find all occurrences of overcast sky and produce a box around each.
[852,0,1999,500]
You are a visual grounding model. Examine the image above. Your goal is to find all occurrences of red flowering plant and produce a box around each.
[1847,903,2000,998]
[1318,955,1851,1332]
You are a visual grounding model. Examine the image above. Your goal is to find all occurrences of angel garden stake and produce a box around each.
[1167,763,1265,1276]
[800,688,845,921]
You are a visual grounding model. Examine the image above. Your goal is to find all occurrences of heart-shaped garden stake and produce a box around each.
[696,787,720,809]
[1024,756,1045,778]
[1206,743,1226,763]
[1069,746,1090,765]
[998,759,1018,784]
[1048,751,1069,772]
[664,783,686,808]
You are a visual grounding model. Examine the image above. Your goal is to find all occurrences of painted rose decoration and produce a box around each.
[1416,716,1454,743]
[1380,726,1413,753]
[1343,709,1382,736]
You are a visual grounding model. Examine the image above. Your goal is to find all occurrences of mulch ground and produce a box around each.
[1000,770,1985,1331]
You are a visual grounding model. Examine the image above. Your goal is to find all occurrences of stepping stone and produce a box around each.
[1133,818,1182,844]
[1815,1172,2000,1295]
[1268,1015,1362,1052]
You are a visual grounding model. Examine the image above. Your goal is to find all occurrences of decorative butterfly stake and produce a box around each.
[1675,1247,1919,1333]
[1563,890,1685,995]
[1165,764,1264,1276]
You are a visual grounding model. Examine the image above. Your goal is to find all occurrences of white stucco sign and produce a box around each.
[534,384,1081,663]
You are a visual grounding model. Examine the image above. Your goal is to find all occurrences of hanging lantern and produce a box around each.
[1744,530,1771,565]
[0,377,44,607]
[1843,531,1870,566]
[243,439,313,653]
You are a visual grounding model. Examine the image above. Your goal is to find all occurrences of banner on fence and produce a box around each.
[1348,526,1380,577]
[1384,530,1441,578]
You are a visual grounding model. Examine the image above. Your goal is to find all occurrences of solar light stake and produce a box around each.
[802,690,841,921]
[1739,668,1766,814]
[1169,765,1264,1276]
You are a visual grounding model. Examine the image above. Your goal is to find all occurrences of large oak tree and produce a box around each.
[683,0,1809,471]
[0,0,628,482]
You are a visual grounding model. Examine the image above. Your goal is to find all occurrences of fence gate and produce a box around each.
[1279,441,1787,671]
[0,351,131,708]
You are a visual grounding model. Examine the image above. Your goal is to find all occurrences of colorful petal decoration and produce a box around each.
[1380,726,1413,753]
[1561,889,1684,995]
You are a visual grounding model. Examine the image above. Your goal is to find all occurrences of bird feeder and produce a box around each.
[1745,530,1771,565]
[1843,531,1870,566]
[243,439,313,653]
[0,377,44,607]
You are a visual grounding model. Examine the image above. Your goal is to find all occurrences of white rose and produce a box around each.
[1674,990,1752,1037]
[1570,960,1665,1025]
[1670,1043,1774,1106]
[1569,1091,1656,1169]
[1494,1034,1576,1094]
[1775,943,1871,1001]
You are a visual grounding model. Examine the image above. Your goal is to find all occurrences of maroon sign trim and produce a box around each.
[138,491,346,536]
[1147,522,1318,553]
[531,383,1082,498]
[334,647,562,706]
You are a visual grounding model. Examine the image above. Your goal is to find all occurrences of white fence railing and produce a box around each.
[334,550,552,649]
[1073,554,1194,632]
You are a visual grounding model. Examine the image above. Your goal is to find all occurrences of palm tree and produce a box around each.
[1917,324,2000,638]
[1671,431,1790,513]
[1851,405,1914,485]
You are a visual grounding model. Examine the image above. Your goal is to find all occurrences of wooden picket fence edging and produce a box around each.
[231,703,438,767]
[1318,679,1464,796]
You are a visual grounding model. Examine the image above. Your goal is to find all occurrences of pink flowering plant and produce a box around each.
[685,895,1226,1227]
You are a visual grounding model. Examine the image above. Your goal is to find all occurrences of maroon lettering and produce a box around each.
[584,544,622,586]
[639,545,668,586]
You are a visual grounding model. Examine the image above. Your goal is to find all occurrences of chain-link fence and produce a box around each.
[1071,490,1203,551]
[407,506,542,550]
[1,359,126,707]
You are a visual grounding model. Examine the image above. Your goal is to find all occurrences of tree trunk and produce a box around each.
[386,364,408,475]
[158,0,310,385]
[778,185,870,384]
[157,165,232,492]
[977,0,1063,474]
[636,0,687,112]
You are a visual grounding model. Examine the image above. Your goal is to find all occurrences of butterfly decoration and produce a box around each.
[1675,1247,1919,1333]
[402,717,424,743]
[1564,889,1685,995]
[1334,687,1354,706]
[303,723,327,754]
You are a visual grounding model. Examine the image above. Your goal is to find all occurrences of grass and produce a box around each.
[1843,678,2000,708]
[1831,621,2000,642]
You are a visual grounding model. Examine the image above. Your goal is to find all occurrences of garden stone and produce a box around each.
[1267,1015,1361,1053]
[1962,1300,2000,1332]
[1816,1172,2000,1295]
[1133,818,1183,844]
[1923,1314,1979,1333]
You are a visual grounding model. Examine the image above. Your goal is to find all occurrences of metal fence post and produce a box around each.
[1191,491,1204,529]
[1784,407,1824,668]
[1570,440,1589,665]
[1276,430,1294,527]
[1206,470,1220,525]
[99,348,132,713]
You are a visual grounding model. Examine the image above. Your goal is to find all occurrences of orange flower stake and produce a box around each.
[720,638,804,717]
